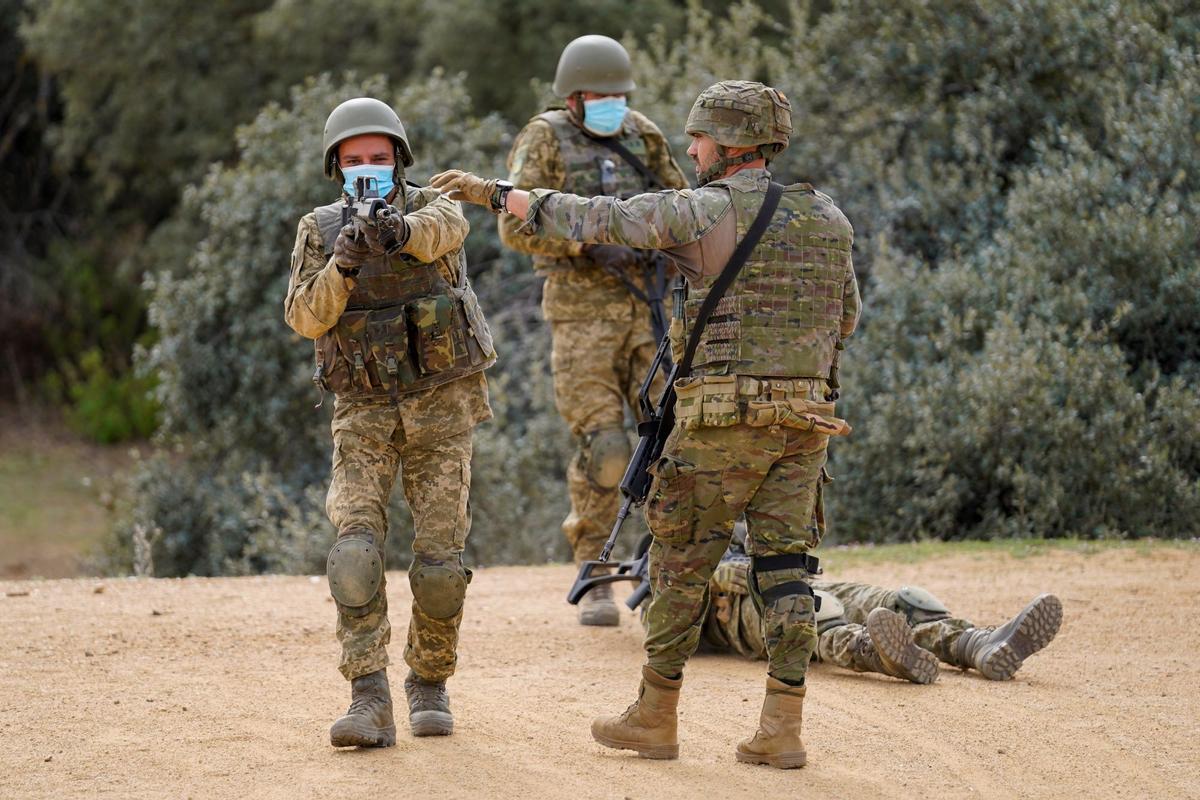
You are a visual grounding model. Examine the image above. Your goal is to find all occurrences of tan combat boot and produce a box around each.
[330,669,396,748]
[736,677,807,769]
[853,608,939,684]
[952,594,1063,680]
[591,665,680,759]
[578,580,621,627]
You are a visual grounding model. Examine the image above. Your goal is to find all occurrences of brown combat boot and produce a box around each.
[952,594,1063,680]
[578,580,620,627]
[404,670,454,736]
[591,665,680,759]
[330,669,396,748]
[736,677,807,769]
[852,608,939,684]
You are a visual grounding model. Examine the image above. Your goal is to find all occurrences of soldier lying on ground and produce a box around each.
[698,543,1063,684]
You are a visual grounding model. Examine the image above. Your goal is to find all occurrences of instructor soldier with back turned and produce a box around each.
[434,80,861,768]
[499,35,687,626]
[284,98,496,747]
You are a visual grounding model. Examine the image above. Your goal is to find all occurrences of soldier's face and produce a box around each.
[338,134,396,169]
[687,133,721,178]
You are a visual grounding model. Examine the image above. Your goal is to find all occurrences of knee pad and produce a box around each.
[327,532,384,609]
[750,555,819,625]
[409,558,471,619]
[813,590,847,634]
[583,428,631,490]
[896,585,951,625]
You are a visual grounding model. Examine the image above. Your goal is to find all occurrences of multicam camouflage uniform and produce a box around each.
[519,84,861,688]
[703,557,1060,682]
[703,557,928,675]
[500,108,687,566]
[285,183,495,685]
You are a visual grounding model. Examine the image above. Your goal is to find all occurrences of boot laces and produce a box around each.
[407,678,449,713]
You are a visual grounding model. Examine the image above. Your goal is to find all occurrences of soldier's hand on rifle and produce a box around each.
[586,244,639,271]
[429,170,497,208]
[333,222,379,274]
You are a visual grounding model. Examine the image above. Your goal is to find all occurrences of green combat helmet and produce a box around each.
[322,97,414,181]
[685,80,792,186]
[552,34,637,97]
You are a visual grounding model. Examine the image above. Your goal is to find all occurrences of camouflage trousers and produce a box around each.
[812,580,973,666]
[641,381,830,684]
[549,315,663,563]
[701,568,970,671]
[325,375,489,683]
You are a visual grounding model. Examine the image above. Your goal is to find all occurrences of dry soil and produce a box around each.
[1,548,1197,799]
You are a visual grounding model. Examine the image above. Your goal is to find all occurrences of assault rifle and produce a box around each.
[566,282,684,608]
[342,175,406,255]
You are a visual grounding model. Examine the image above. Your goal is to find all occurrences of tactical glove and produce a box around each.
[333,222,381,274]
[585,244,639,271]
[429,170,497,208]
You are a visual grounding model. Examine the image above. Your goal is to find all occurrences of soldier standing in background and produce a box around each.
[433,79,860,769]
[499,34,688,627]
[284,98,496,747]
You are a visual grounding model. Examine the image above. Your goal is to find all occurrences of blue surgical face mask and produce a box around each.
[341,164,395,198]
[582,96,628,136]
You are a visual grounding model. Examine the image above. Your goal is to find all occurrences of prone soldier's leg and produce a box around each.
[397,427,474,683]
[325,401,402,681]
[550,319,634,563]
[810,580,900,626]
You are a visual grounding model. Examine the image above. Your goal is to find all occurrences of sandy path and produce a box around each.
[1,548,1197,799]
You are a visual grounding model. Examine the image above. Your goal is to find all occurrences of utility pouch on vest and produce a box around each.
[366,307,417,389]
[673,375,740,430]
[332,310,374,392]
[408,295,456,375]
[744,397,851,436]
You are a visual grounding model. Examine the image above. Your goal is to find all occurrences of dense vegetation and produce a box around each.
[3,0,1196,575]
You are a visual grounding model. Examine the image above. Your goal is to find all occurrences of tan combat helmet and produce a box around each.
[322,97,414,180]
[685,80,792,186]
[552,34,637,97]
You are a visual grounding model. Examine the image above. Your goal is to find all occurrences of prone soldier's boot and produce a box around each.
[951,594,1063,680]
[578,580,620,627]
[329,668,396,748]
[736,677,807,769]
[591,665,680,759]
[851,608,939,684]
[404,670,454,736]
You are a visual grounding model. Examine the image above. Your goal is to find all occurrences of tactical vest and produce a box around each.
[682,182,853,379]
[311,194,496,400]
[532,109,655,273]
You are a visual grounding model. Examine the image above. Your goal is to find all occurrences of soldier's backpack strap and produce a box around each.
[678,181,784,378]
[580,128,664,191]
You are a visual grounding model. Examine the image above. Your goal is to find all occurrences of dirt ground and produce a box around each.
[2,547,1197,800]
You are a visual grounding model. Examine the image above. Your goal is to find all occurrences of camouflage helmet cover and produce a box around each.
[322,97,414,179]
[685,80,792,155]
[552,34,637,97]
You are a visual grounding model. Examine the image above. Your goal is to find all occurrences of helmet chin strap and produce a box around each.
[698,144,768,186]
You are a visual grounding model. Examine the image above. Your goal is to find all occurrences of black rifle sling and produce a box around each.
[580,129,665,191]
[677,180,784,377]
[582,128,671,322]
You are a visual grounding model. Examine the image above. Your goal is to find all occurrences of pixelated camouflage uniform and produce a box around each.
[499,108,687,563]
[521,168,861,684]
[284,184,494,683]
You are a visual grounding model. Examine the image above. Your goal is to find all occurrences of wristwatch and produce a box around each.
[490,180,514,213]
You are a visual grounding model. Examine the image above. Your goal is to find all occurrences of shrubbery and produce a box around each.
[98,0,1200,575]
